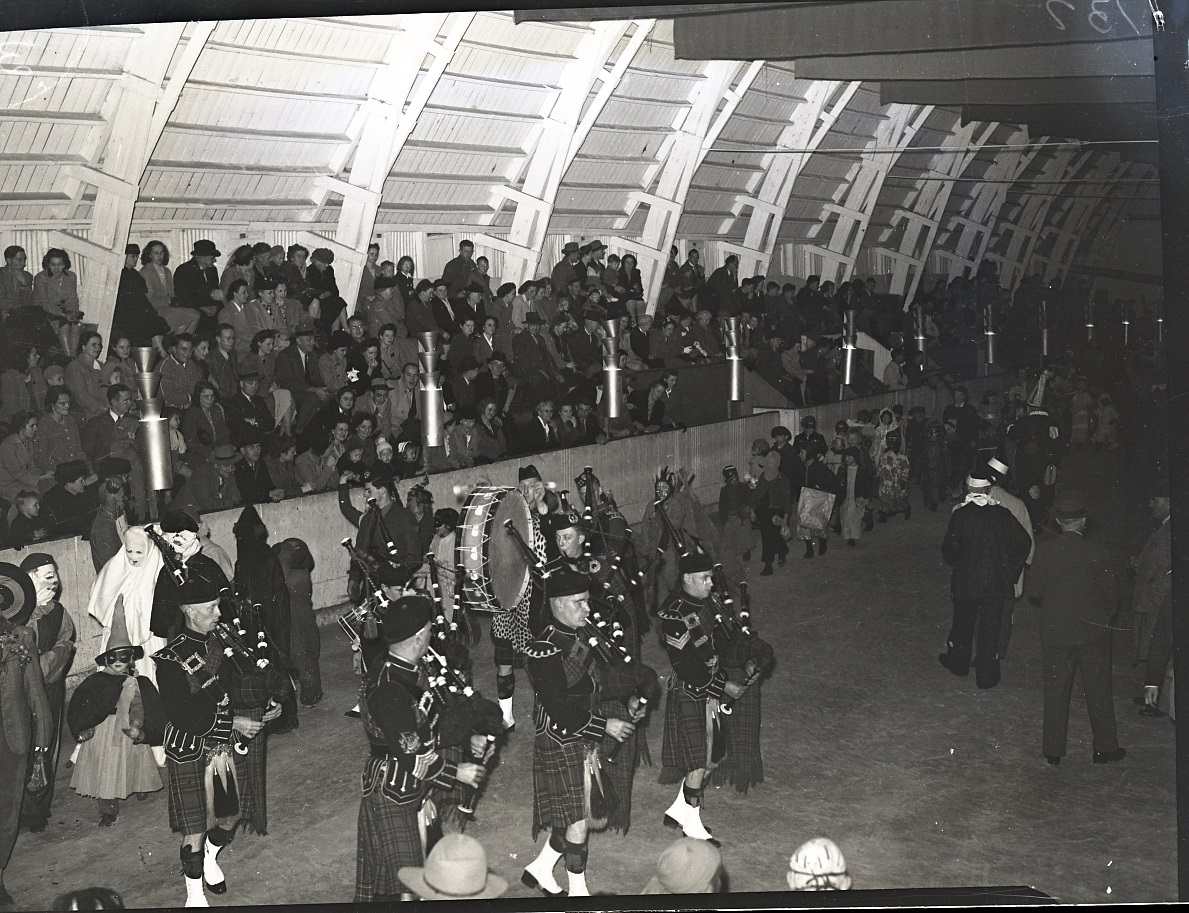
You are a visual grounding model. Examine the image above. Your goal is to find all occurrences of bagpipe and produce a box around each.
[421,566,503,822]
[339,538,390,646]
[212,588,294,752]
[715,581,773,717]
[144,524,188,586]
[501,516,634,667]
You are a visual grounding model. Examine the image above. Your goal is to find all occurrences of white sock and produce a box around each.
[498,697,514,724]
[184,877,208,908]
[203,838,225,885]
[567,870,590,896]
[525,841,563,894]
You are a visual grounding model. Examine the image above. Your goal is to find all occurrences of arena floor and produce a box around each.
[5,449,1176,909]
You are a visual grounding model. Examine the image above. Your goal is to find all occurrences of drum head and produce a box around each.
[457,486,532,613]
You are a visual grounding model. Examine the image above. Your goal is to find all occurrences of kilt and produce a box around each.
[165,708,268,836]
[354,789,424,902]
[660,684,709,779]
[706,681,764,793]
[531,735,617,840]
[595,697,638,834]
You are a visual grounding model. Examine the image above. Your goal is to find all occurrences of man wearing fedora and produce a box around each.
[398,833,506,901]
[275,320,330,434]
[512,312,560,411]
[1027,489,1126,766]
[177,444,243,515]
[939,471,1031,690]
[17,553,74,833]
[551,242,582,297]
[173,240,224,338]
[986,455,1035,659]
[354,588,486,903]
[0,561,52,912]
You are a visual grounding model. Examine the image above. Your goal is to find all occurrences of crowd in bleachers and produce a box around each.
[0,234,1161,557]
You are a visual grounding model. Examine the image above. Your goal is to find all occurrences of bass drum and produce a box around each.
[456,486,533,614]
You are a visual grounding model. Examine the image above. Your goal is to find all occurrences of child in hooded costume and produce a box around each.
[876,430,911,522]
[273,537,322,707]
[67,607,165,826]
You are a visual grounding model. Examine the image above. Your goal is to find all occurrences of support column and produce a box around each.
[316,12,476,315]
[802,102,933,284]
[60,23,214,345]
[874,119,995,306]
[611,59,765,310]
[473,19,656,288]
[720,80,860,278]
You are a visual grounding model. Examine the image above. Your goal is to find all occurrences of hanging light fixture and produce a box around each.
[723,316,743,403]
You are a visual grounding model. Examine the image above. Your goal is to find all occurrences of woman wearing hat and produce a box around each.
[173,240,224,337]
[0,560,52,912]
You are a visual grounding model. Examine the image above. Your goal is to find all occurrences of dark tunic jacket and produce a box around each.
[941,500,1032,602]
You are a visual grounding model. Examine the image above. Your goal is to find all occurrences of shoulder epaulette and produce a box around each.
[524,640,562,660]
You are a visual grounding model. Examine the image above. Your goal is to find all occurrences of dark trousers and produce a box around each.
[1041,633,1120,758]
[945,596,1006,685]
[755,509,787,564]
[22,678,63,827]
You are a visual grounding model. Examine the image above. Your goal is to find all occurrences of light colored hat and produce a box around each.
[787,837,851,891]
[987,457,1009,476]
[966,474,992,490]
[397,834,507,900]
[642,838,721,894]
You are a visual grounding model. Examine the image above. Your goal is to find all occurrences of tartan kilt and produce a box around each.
[531,735,618,840]
[165,727,266,835]
[661,685,708,777]
[595,697,637,834]
[706,680,764,793]
[354,789,423,903]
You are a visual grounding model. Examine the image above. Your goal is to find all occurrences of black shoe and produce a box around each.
[344,707,361,719]
[817,538,828,555]
[938,653,969,677]
[777,552,787,566]
[1093,748,1126,764]
[847,539,856,546]
[521,871,564,897]
[803,545,815,559]
[760,563,773,576]
[1045,755,1061,766]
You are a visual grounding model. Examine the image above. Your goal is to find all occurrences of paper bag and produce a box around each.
[797,488,836,533]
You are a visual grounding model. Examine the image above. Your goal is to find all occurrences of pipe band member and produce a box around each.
[153,575,282,908]
[355,590,485,903]
[521,569,641,898]
[656,550,751,846]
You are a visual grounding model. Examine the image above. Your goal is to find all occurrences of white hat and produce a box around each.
[787,837,852,891]
[966,475,993,490]
[987,457,1009,476]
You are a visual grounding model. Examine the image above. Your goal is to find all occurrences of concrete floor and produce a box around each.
[5,448,1176,909]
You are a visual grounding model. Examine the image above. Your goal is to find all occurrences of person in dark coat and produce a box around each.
[0,563,52,911]
[148,509,230,641]
[942,386,982,492]
[273,538,322,707]
[703,254,738,315]
[939,472,1032,689]
[441,240,476,299]
[1010,397,1065,531]
[113,244,170,351]
[172,240,223,338]
[232,505,298,735]
[234,434,281,505]
[1027,491,1125,765]
[17,553,76,833]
